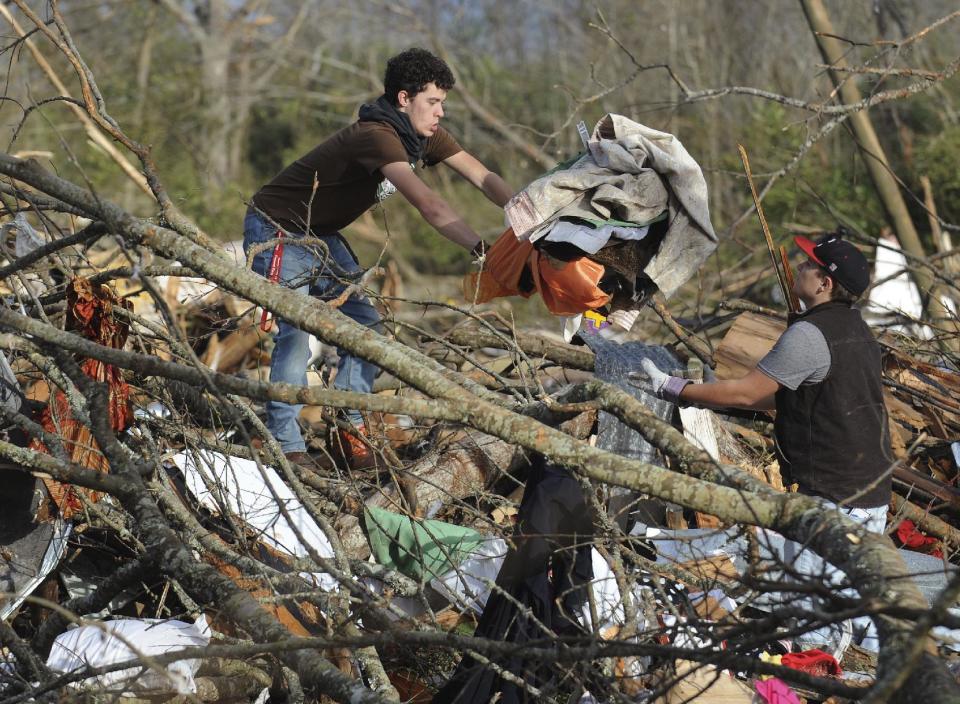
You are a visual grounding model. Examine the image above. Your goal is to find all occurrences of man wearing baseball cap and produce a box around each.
[642,228,893,654]
[643,229,892,521]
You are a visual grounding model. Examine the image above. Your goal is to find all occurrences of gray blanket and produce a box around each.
[508,115,717,298]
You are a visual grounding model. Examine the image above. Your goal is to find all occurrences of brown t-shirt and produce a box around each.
[252,122,462,234]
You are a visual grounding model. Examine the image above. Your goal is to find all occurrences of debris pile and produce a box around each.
[0,208,957,704]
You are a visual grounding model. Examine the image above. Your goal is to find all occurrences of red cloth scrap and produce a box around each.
[896,519,943,558]
[780,649,841,677]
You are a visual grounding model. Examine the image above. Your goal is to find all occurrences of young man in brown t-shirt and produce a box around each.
[244,48,513,468]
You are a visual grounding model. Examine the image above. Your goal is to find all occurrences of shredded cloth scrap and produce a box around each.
[31,277,133,519]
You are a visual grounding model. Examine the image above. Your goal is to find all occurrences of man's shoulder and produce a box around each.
[759,320,831,389]
[423,125,462,166]
[334,121,403,149]
[781,320,828,347]
[302,121,407,175]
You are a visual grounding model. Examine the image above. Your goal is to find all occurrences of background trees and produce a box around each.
[0,2,958,702]
[1,0,956,277]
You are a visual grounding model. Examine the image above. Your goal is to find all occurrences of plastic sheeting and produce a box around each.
[363,506,483,582]
[430,537,508,615]
[583,333,678,466]
[46,615,211,694]
[636,522,960,654]
[463,226,611,316]
[866,237,929,337]
[0,519,71,621]
[174,450,338,590]
[581,332,679,532]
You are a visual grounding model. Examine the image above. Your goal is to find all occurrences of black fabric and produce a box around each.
[774,301,892,508]
[432,456,593,704]
[358,95,426,163]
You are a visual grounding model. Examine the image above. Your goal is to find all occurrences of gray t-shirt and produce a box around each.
[757,321,831,390]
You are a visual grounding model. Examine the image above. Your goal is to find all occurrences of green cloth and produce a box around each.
[363,506,484,582]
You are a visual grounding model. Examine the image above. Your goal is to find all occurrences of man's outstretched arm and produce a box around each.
[643,359,780,412]
[381,161,485,251]
[442,151,514,207]
[679,368,780,411]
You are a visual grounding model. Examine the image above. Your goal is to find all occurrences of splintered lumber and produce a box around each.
[890,494,960,547]
[680,404,725,529]
[883,348,960,436]
[445,327,595,370]
[713,311,785,380]
[335,431,526,560]
[200,324,263,373]
[779,244,801,312]
[679,406,720,462]
[674,554,739,585]
[893,465,960,511]
[658,660,755,703]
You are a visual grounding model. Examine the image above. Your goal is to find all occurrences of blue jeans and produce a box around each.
[243,210,381,453]
[778,502,887,658]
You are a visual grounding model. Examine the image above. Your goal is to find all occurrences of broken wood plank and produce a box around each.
[445,327,595,370]
[657,659,755,703]
[200,325,263,373]
[893,465,960,510]
[335,431,526,560]
[713,312,785,380]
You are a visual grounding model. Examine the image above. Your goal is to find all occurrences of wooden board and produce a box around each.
[680,405,726,529]
[884,358,960,437]
[679,406,721,462]
[673,554,740,584]
[658,660,755,703]
[714,312,786,380]
[893,465,960,510]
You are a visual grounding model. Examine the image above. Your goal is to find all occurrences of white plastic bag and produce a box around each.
[46,615,211,694]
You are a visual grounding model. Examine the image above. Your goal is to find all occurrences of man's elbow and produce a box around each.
[730,390,776,411]
[417,199,445,224]
[416,197,453,225]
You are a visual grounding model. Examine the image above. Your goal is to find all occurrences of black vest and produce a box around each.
[774,301,893,508]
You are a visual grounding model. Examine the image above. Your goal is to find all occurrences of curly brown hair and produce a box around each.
[383,48,455,106]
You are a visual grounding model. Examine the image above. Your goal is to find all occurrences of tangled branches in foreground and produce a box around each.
[0,151,958,703]
[0,4,959,704]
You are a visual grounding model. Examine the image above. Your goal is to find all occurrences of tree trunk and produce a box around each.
[199,0,233,189]
[798,0,958,351]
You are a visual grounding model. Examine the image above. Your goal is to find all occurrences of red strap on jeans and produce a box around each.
[260,230,285,331]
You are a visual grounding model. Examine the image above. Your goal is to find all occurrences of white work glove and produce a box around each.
[607,308,641,331]
[639,358,690,404]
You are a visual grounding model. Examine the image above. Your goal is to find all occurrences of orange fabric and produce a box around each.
[32,278,133,519]
[463,228,610,316]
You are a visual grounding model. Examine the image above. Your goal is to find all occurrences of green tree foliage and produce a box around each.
[2,0,957,300]
[916,125,960,228]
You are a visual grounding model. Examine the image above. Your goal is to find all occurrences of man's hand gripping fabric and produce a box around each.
[638,358,690,404]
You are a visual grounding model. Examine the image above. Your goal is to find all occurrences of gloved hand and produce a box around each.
[470,240,489,259]
[639,358,690,404]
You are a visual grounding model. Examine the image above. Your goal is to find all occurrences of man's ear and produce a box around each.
[396,90,410,108]
[822,273,835,293]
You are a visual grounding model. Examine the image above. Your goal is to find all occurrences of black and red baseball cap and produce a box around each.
[794,231,870,296]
